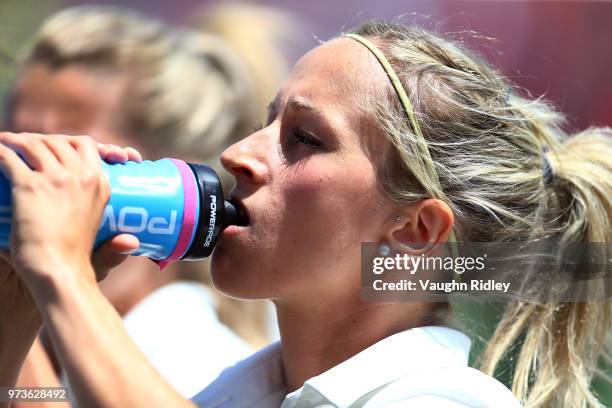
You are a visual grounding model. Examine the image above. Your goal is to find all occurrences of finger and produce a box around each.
[40,137,83,172]
[101,144,129,164]
[91,234,139,281]
[0,141,34,182]
[123,147,143,163]
[0,133,61,172]
[96,142,110,159]
[69,136,105,171]
[43,134,108,169]
[94,141,142,164]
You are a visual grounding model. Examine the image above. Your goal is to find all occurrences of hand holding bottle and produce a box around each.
[0,132,143,293]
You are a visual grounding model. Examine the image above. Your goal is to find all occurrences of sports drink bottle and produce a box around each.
[0,158,246,263]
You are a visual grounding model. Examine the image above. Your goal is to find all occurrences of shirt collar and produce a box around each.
[292,326,470,407]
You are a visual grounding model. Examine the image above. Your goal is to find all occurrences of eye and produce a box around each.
[291,128,323,148]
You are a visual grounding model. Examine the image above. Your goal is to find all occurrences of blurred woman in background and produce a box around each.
[7,4,299,398]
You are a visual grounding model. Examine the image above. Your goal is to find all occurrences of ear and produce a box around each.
[385,198,454,254]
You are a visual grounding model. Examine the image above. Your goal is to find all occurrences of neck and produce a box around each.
[275,293,439,392]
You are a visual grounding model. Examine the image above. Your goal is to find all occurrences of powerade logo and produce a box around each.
[204,195,217,247]
[101,206,177,235]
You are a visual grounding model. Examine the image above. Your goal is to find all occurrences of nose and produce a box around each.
[220,134,269,186]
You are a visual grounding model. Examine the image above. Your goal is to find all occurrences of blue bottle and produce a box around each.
[0,158,245,263]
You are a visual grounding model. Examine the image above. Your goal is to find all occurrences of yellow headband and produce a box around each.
[343,33,460,265]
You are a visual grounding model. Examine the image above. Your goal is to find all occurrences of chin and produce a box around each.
[210,247,265,300]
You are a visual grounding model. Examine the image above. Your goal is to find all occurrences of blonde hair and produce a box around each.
[348,21,611,407]
[20,4,297,347]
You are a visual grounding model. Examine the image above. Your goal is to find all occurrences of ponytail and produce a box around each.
[481,128,612,407]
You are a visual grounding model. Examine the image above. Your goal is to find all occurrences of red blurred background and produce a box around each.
[68,0,612,131]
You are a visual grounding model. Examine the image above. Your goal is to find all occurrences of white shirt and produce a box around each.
[191,326,521,407]
[122,281,253,398]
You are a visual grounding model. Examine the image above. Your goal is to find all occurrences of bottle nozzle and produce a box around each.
[224,200,248,227]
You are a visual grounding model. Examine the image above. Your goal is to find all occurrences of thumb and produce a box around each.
[91,234,140,281]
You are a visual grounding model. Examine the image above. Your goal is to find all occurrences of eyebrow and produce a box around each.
[267,96,324,120]
[288,98,323,114]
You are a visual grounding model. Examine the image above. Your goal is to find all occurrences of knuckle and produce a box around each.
[52,134,73,146]
[80,168,107,191]
[23,133,41,144]
[50,171,70,188]
[26,137,43,149]
[80,169,97,184]
[57,138,72,150]
[78,135,96,148]
[18,176,41,192]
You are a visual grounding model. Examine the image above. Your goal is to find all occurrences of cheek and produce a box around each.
[277,162,381,269]
[284,160,379,227]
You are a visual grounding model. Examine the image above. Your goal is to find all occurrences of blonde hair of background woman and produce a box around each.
[348,21,611,408]
[17,4,301,347]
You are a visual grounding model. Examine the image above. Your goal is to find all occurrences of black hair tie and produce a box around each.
[542,145,554,186]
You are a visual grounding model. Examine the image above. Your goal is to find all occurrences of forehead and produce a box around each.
[281,37,389,127]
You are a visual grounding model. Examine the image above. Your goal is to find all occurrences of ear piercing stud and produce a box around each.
[378,244,391,256]
[394,215,401,222]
